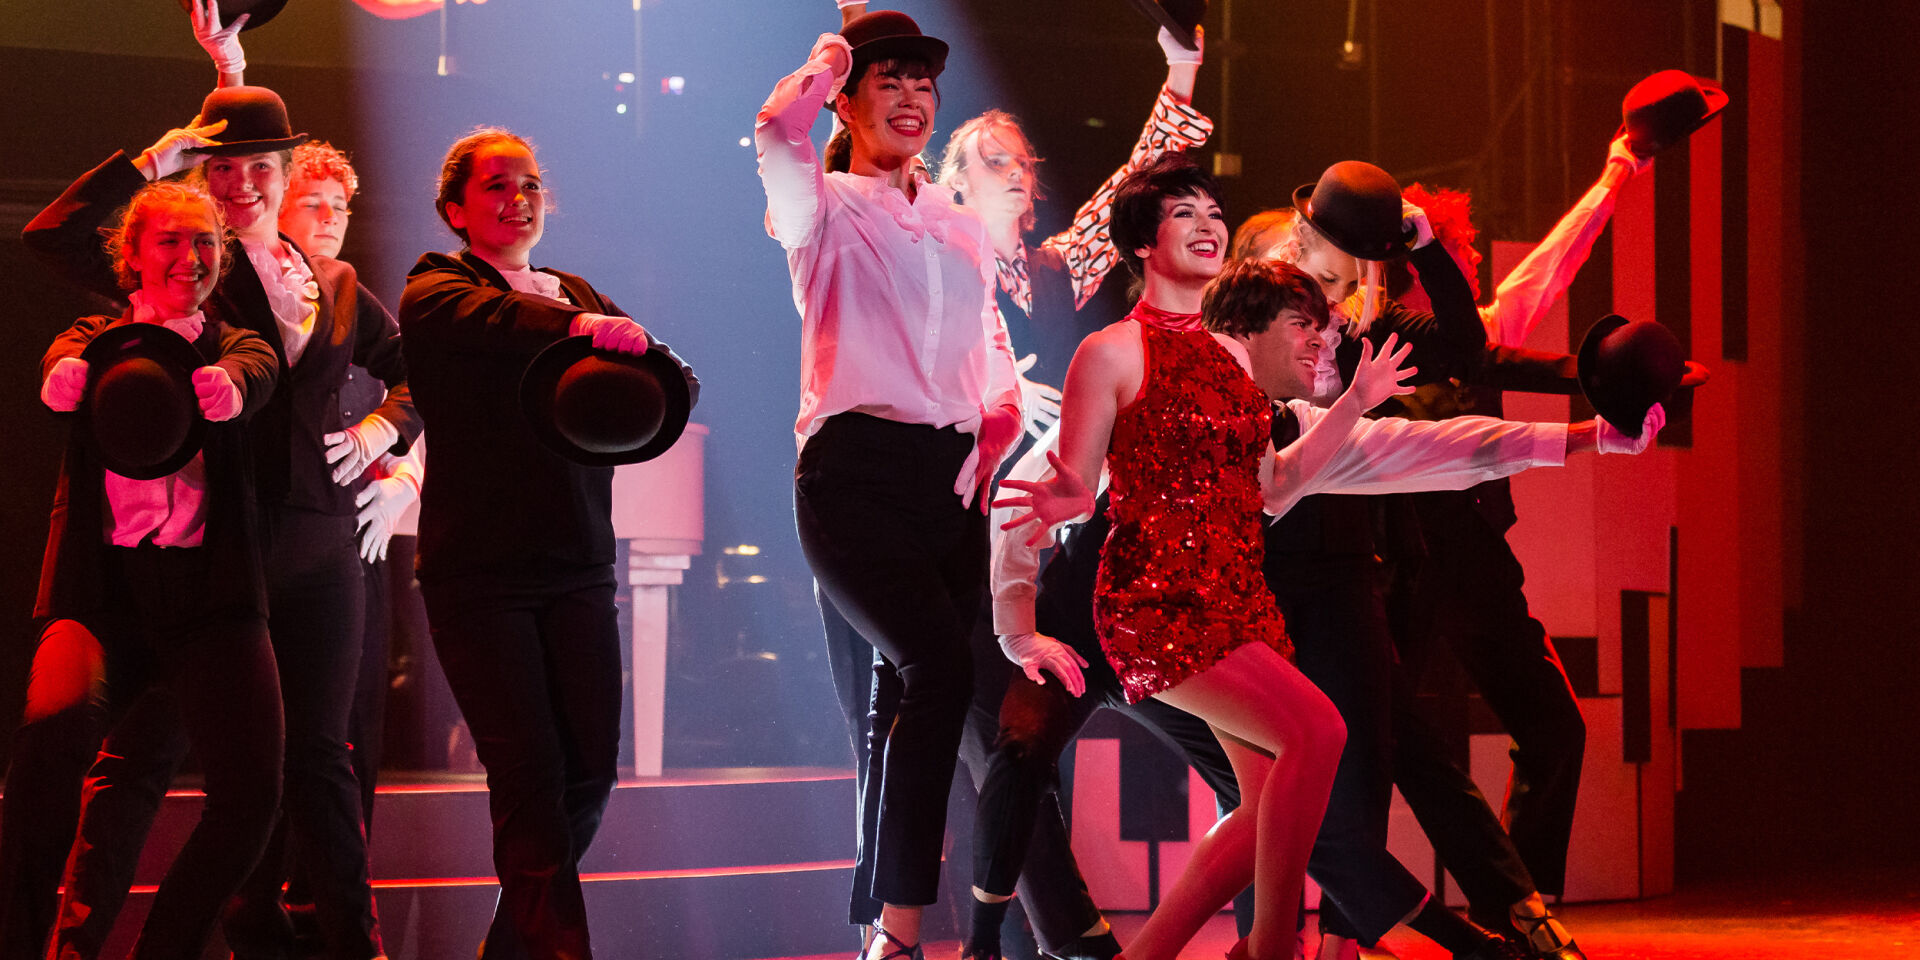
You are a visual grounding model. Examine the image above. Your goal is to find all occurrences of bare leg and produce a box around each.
[1128,644,1346,960]
[868,903,924,959]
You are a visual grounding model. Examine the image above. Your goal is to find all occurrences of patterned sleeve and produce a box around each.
[1040,85,1214,309]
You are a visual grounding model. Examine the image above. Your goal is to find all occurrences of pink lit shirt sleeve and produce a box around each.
[755,34,852,250]
[1041,85,1214,309]
[1265,399,1568,519]
[1480,172,1625,347]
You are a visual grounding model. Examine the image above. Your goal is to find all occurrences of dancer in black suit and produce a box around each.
[4,180,283,960]
[399,127,697,960]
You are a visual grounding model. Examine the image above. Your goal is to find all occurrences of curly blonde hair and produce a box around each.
[103,181,230,292]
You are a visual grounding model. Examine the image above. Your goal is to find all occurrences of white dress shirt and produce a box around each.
[989,401,1568,635]
[756,35,1022,461]
[242,238,319,366]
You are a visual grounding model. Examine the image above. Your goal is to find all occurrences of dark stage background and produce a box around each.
[0,0,1914,884]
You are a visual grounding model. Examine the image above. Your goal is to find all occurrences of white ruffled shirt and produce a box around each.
[243,238,319,366]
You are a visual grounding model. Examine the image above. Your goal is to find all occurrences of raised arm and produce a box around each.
[189,0,248,88]
[1481,134,1648,346]
[754,33,852,250]
[994,322,1138,547]
[1039,28,1213,308]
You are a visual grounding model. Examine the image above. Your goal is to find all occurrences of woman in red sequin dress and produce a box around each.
[1000,169,1421,960]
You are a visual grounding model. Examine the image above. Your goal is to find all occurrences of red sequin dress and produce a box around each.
[1093,307,1293,704]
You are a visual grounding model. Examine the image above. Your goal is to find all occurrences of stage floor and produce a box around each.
[760,866,1920,960]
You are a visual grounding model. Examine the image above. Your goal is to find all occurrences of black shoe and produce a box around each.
[1472,908,1588,960]
[962,939,1005,960]
[1042,930,1123,960]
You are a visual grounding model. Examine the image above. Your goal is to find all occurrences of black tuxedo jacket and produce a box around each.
[398,251,699,579]
[34,308,279,621]
[22,151,423,517]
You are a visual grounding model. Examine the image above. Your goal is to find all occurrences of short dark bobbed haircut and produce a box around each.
[1110,152,1223,277]
[1202,257,1332,338]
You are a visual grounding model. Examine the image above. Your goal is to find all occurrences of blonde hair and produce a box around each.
[104,181,230,291]
[939,110,1042,231]
[1290,215,1383,334]
[1229,207,1297,262]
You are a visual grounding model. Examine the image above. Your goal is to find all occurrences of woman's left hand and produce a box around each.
[994,451,1095,547]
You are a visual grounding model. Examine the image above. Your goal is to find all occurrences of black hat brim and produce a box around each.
[78,322,209,481]
[1124,0,1207,49]
[176,0,289,32]
[520,336,692,467]
[1618,81,1731,157]
[185,133,311,157]
[1291,182,1412,262]
[851,34,950,79]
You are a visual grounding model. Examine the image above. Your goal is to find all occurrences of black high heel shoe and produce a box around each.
[867,922,925,960]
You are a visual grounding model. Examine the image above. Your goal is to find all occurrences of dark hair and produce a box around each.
[434,126,548,243]
[846,56,941,100]
[105,180,233,292]
[1202,257,1331,338]
[824,124,852,173]
[1110,152,1222,277]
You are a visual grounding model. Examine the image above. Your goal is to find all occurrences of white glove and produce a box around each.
[999,632,1090,698]
[571,313,651,355]
[353,475,417,563]
[190,0,248,75]
[1609,132,1654,176]
[1015,354,1062,440]
[133,118,229,181]
[42,358,89,412]
[324,415,399,485]
[1157,24,1204,65]
[1402,199,1434,249]
[1597,403,1666,455]
[192,365,243,421]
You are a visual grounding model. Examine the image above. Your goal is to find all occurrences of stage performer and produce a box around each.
[19,72,417,960]
[757,11,1024,959]
[398,126,698,960]
[255,138,423,955]
[12,180,283,960]
[992,156,1666,960]
[1381,136,1671,960]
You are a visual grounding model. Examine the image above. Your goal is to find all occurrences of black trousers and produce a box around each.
[224,506,381,958]
[1270,556,1429,945]
[0,544,283,960]
[420,561,621,960]
[796,413,985,911]
[1391,495,1585,907]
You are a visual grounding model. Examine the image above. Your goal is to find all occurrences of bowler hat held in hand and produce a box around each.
[1292,161,1415,261]
[78,322,210,480]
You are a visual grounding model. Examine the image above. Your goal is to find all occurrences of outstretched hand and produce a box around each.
[1341,333,1418,412]
[1596,403,1666,455]
[993,450,1094,548]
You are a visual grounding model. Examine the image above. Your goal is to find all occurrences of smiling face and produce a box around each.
[203,151,288,242]
[279,176,351,259]
[837,64,937,169]
[129,203,223,317]
[1241,308,1329,399]
[1137,191,1227,285]
[955,124,1035,227]
[445,141,545,268]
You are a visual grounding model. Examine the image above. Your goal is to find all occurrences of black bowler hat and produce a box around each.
[520,337,692,466]
[79,323,209,481]
[842,10,949,81]
[1619,69,1730,158]
[1292,160,1413,261]
[1577,315,1687,438]
[174,0,288,32]
[183,86,309,156]
[1124,0,1207,50]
